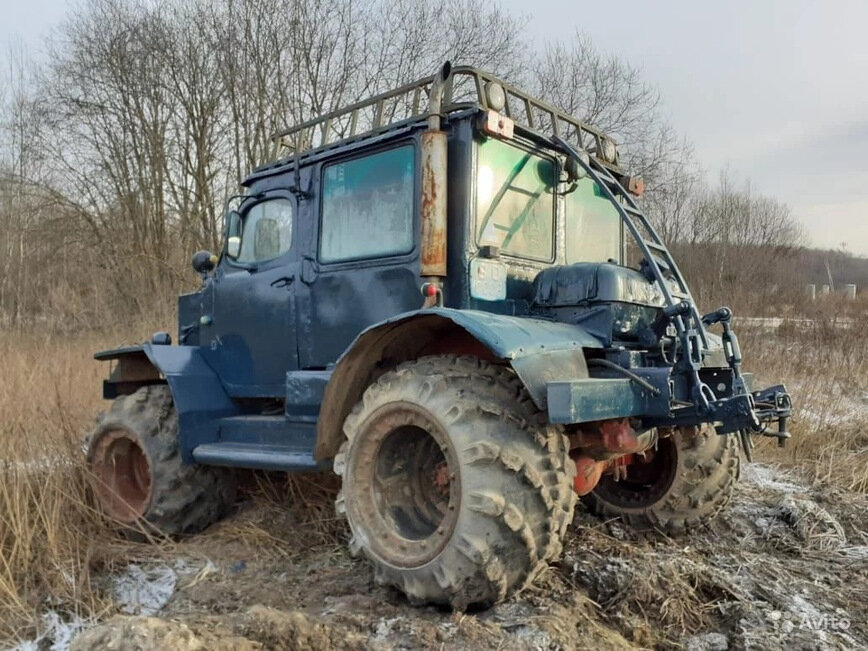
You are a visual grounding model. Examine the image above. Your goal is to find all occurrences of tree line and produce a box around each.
[0,0,813,329]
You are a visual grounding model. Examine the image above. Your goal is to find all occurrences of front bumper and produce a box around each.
[547,372,793,441]
[547,376,671,424]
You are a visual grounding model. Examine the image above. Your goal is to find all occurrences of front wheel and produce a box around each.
[334,356,577,609]
[87,385,236,537]
[581,426,739,535]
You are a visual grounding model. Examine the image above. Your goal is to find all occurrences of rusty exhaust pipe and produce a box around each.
[420,61,451,283]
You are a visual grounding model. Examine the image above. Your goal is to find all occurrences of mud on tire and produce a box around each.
[334,355,577,609]
[87,385,236,537]
[581,426,739,535]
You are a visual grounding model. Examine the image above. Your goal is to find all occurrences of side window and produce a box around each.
[237,198,293,263]
[565,179,622,264]
[320,145,415,263]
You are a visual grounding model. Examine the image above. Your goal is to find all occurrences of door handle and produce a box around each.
[270,275,295,288]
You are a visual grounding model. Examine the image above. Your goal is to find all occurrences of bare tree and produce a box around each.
[531,35,662,162]
[0,44,53,326]
[0,0,813,326]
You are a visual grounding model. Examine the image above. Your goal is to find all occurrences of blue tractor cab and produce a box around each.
[89,63,792,609]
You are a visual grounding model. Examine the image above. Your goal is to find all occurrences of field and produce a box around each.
[1,318,867,649]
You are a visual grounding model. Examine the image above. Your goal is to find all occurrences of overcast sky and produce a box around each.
[3,0,867,255]
[507,0,868,255]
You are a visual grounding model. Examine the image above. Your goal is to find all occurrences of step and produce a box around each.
[285,369,332,419]
[591,166,615,183]
[192,442,327,471]
[217,414,317,449]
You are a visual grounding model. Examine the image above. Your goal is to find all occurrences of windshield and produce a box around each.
[476,138,556,261]
[565,178,622,264]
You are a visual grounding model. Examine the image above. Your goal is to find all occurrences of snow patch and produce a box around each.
[1,455,72,473]
[11,610,92,651]
[741,463,807,494]
[510,625,553,650]
[683,631,728,651]
[111,563,177,616]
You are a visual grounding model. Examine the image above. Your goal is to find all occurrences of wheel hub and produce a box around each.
[431,461,450,497]
[89,429,152,523]
[347,403,460,567]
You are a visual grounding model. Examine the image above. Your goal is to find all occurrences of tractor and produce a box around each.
[88,63,792,608]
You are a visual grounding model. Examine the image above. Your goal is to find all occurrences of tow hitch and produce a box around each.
[702,307,793,460]
[751,384,793,446]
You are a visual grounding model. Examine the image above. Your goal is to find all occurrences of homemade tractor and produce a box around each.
[89,63,792,608]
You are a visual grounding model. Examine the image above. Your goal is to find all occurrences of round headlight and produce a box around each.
[484,82,506,112]
[565,150,590,182]
[600,138,617,163]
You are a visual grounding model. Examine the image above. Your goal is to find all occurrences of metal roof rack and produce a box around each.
[269,65,621,169]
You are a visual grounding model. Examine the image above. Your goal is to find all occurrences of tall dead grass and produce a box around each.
[0,329,135,642]
[0,325,341,645]
[737,315,868,492]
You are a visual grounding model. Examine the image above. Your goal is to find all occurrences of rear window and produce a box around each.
[476,138,556,261]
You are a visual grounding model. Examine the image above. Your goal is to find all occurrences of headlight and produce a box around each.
[600,138,617,163]
[484,82,506,112]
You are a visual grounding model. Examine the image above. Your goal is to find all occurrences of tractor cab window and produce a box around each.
[565,179,622,264]
[319,145,415,263]
[234,198,294,263]
[476,138,556,261]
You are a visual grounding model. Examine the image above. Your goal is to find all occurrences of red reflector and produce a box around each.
[422,283,439,297]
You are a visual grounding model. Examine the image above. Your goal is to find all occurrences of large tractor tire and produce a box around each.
[87,385,236,537]
[334,355,577,609]
[581,426,739,535]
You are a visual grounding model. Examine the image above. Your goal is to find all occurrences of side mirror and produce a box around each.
[192,250,217,274]
[226,236,241,259]
[225,209,242,259]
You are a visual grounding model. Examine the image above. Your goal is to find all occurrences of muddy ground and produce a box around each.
[42,461,868,651]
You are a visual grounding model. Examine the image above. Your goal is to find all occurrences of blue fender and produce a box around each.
[95,344,239,462]
[314,308,605,459]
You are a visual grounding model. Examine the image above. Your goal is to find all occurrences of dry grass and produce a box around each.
[738,315,868,492]
[0,327,343,645]
[206,472,343,561]
[0,309,865,644]
[0,330,112,641]
[0,327,179,642]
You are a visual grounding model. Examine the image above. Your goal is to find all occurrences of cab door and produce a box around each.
[203,192,300,397]
[297,142,423,368]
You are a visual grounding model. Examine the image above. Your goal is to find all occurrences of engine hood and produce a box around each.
[532,262,665,308]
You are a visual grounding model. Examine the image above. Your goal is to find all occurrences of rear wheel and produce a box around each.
[581,426,739,535]
[335,356,576,609]
[87,385,236,537]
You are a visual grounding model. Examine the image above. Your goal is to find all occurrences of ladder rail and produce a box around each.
[551,135,712,408]
[594,166,702,321]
